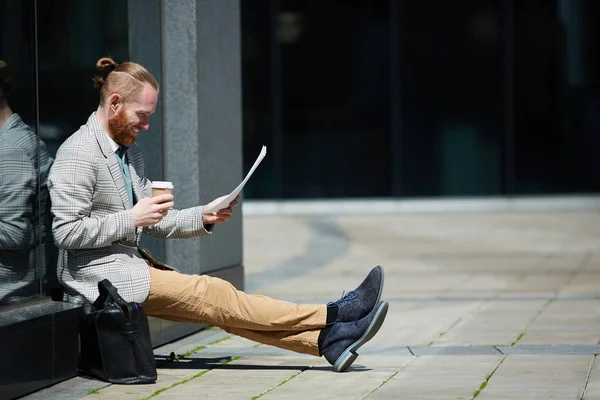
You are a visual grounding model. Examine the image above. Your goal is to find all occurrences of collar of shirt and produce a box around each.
[105,130,120,154]
[0,113,22,135]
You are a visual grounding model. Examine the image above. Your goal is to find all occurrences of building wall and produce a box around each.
[241,0,600,199]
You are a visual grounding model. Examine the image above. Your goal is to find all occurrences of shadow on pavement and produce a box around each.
[156,356,372,372]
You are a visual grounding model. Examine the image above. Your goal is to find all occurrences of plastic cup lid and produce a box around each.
[151,181,174,189]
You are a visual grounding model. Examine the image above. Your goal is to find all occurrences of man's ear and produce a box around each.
[107,93,122,114]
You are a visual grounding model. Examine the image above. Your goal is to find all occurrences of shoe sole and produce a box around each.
[375,266,384,304]
[333,301,389,372]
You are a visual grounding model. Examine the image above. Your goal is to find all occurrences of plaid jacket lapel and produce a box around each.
[129,163,143,204]
[127,144,148,204]
[88,114,131,209]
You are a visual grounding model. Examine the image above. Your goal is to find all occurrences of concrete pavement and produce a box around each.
[25,211,600,399]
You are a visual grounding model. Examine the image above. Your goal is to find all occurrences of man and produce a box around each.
[0,60,54,305]
[48,57,388,372]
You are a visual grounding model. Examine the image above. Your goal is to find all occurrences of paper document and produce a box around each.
[203,145,267,213]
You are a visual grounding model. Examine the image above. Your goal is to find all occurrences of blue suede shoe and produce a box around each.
[320,301,389,372]
[328,266,384,322]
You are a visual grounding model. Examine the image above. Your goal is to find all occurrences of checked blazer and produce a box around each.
[48,113,212,304]
[0,114,53,304]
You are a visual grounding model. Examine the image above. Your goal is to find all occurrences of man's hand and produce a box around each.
[132,194,174,227]
[203,195,240,225]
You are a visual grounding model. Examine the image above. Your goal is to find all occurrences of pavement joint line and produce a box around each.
[426,315,464,347]
[564,252,595,288]
[363,356,417,399]
[426,290,500,347]
[381,270,600,276]
[510,332,525,346]
[580,354,596,400]
[510,295,556,346]
[408,345,600,356]
[403,251,597,259]
[365,370,399,399]
[382,296,600,302]
[141,356,242,400]
[87,386,105,395]
[471,355,506,399]
[166,334,234,362]
[249,368,308,400]
[512,252,546,289]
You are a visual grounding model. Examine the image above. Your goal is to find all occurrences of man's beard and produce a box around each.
[108,106,137,146]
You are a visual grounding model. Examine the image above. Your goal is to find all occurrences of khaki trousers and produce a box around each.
[142,268,327,356]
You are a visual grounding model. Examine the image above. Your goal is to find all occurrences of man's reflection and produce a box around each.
[0,60,54,305]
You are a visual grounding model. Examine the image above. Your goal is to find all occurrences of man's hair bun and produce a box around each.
[93,57,120,89]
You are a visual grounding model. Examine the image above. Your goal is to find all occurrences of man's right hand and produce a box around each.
[132,194,174,227]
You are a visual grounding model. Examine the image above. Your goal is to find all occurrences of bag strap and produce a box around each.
[96,279,133,319]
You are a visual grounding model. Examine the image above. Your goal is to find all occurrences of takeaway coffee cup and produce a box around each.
[151,181,174,197]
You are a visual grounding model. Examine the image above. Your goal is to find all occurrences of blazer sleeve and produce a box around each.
[0,145,36,250]
[49,144,136,249]
[143,205,213,239]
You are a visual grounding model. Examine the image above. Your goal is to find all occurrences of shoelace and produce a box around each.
[327,290,357,306]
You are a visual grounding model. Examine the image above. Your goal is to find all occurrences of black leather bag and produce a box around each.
[79,279,157,384]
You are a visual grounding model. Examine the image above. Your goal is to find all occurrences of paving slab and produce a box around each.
[497,345,600,355]
[476,355,591,399]
[582,355,600,400]
[153,328,232,362]
[409,345,501,355]
[367,355,503,399]
[255,358,409,400]
[19,377,109,400]
[78,371,190,400]
[381,300,485,346]
[153,356,323,399]
[20,211,600,400]
[434,299,549,346]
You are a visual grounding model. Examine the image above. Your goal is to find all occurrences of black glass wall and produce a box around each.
[241,0,600,198]
[0,0,128,311]
[0,0,38,307]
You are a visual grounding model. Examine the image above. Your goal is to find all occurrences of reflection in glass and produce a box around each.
[37,0,129,158]
[397,0,506,197]
[0,61,53,306]
[279,1,391,198]
[35,0,129,300]
[241,0,276,198]
[514,0,600,193]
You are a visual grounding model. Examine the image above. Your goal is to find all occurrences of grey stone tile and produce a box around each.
[258,368,399,400]
[20,377,108,400]
[359,346,413,356]
[23,211,600,399]
[193,345,298,357]
[476,355,590,399]
[409,346,502,356]
[497,345,600,355]
[154,329,231,360]
[154,356,324,399]
[582,355,600,399]
[368,355,503,400]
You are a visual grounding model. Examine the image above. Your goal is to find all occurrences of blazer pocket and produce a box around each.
[72,253,117,268]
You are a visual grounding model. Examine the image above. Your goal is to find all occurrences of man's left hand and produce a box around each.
[202,195,240,225]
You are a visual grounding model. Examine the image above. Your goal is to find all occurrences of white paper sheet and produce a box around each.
[203,145,267,213]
